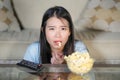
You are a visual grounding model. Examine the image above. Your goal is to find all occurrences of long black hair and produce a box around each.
[40,6,75,63]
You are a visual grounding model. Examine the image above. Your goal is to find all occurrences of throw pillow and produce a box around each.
[0,0,20,32]
[75,0,120,32]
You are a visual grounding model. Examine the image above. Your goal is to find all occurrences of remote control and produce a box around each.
[17,59,43,71]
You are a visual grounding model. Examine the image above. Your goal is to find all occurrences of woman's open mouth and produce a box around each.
[54,41,62,47]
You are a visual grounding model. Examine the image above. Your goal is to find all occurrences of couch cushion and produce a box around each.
[0,30,39,42]
[75,31,120,64]
[75,0,120,32]
[0,30,39,64]
[0,0,21,32]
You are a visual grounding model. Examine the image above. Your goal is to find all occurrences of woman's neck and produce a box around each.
[51,47,63,56]
[51,48,62,53]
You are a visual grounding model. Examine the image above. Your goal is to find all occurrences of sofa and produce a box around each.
[0,0,120,64]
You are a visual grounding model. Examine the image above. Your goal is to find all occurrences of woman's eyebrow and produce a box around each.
[61,26,69,27]
[47,26,68,27]
[46,26,55,28]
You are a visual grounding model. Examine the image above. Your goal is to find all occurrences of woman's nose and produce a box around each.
[55,30,61,37]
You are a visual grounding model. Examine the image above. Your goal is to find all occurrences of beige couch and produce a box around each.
[0,0,120,64]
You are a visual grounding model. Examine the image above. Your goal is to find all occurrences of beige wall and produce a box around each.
[13,0,88,30]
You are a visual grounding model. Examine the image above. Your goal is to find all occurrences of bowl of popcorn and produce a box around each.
[64,52,94,75]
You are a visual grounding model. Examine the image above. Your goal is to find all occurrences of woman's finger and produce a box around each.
[51,57,58,64]
[51,53,64,64]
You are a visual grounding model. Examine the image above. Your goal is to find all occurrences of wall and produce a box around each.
[13,0,88,30]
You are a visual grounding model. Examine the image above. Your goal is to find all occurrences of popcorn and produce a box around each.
[64,52,94,75]
[68,73,92,80]
[58,42,62,47]
[57,76,61,80]
[68,73,83,80]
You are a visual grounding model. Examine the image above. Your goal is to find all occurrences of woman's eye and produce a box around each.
[61,27,67,30]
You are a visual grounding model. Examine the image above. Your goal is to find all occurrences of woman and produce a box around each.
[23,6,88,64]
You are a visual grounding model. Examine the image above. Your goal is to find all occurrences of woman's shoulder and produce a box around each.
[28,41,40,48]
[74,40,88,52]
[23,41,40,64]
[26,41,40,53]
[75,40,84,46]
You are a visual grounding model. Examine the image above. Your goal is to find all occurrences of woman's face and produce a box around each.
[45,16,70,50]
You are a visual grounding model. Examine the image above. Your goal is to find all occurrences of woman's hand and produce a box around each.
[51,53,64,64]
